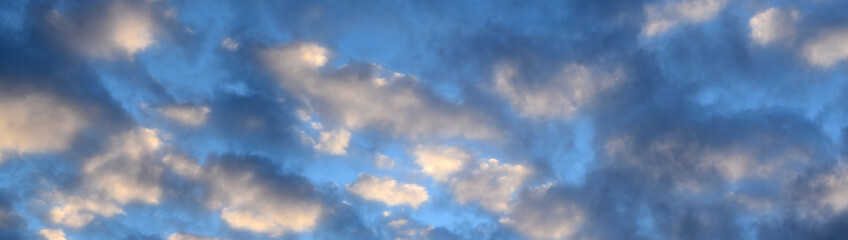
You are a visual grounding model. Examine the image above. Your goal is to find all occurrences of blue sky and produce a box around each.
[2,0,848,239]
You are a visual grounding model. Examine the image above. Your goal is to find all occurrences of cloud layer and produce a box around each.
[2,0,848,239]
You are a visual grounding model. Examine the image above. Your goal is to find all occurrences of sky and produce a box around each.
[1,0,848,239]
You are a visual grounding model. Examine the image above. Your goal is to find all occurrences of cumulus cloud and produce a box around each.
[803,29,848,67]
[261,43,497,139]
[450,159,531,212]
[347,174,429,208]
[643,0,728,36]
[382,216,437,240]
[38,228,67,240]
[45,0,165,58]
[374,153,395,169]
[314,129,351,155]
[221,37,239,51]
[166,155,323,237]
[412,145,471,181]
[414,145,532,212]
[49,128,164,228]
[167,232,224,240]
[493,62,623,119]
[157,104,211,127]
[500,184,584,240]
[0,93,87,162]
[792,165,848,218]
[749,8,799,45]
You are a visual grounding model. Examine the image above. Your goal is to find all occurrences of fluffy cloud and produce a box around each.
[314,129,351,155]
[48,128,164,228]
[412,145,471,181]
[493,62,623,119]
[261,43,497,139]
[0,93,87,162]
[381,216,437,240]
[793,165,848,217]
[450,159,531,212]
[167,233,224,240]
[803,29,848,67]
[45,0,165,58]
[165,155,323,237]
[347,174,429,208]
[500,185,584,240]
[414,145,532,212]
[374,153,395,169]
[749,8,799,45]
[643,0,728,36]
[157,104,211,127]
[38,229,67,240]
[221,38,239,51]
[168,233,224,240]
[47,194,124,229]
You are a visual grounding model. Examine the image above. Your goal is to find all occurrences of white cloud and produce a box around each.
[48,128,163,228]
[48,194,124,229]
[166,156,324,237]
[82,128,163,204]
[749,8,799,45]
[413,145,471,181]
[375,153,395,169]
[0,93,87,162]
[643,0,728,36]
[157,105,211,127]
[803,29,848,67]
[450,159,531,212]
[46,1,162,58]
[167,233,224,240]
[38,228,67,240]
[221,37,239,51]
[500,184,584,240]
[808,165,848,214]
[261,43,496,139]
[109,2,155,55]
[381,216,436,239]
[493,62,623,119]
[314,129,351,155]
[162,153,203,179]
[387,218,408,228]
[347,174,429,208]
[414,145,533,212]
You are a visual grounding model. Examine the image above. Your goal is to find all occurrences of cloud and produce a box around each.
[346,174,429,208]
[156,104,211,127]
[414,145,532,212]
[374,153,395,169]
[314,129,351,155]
[643,0,728,36]
[44,0,166,59]
[48,128,164,228]
[450,159,531,212]
[0,93,87,162]
[803,29,848,67]
[261,43,497,139]
[167,232,224,240]
[47,194,124,229]
[221,38,239,51]
[166,154,323,237]
[749,8,799,45]
[0,196,26,239]
[413,145,471,182]
[499,184,584,240]
[39,228,67,240]
[493,61,623,119]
